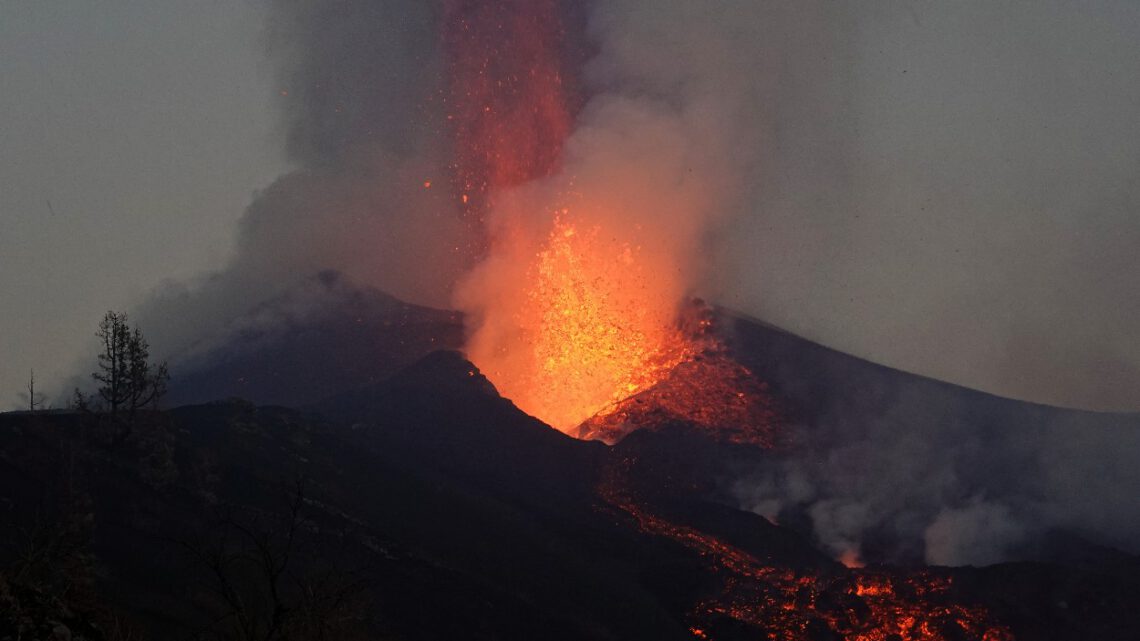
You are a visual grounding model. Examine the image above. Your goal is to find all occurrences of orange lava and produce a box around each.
[597,457,1015,641]
[577,309,781,445]
[464,213,695,433]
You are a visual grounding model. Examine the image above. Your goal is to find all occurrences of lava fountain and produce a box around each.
[459,204,696,432]
[445,0,704,433]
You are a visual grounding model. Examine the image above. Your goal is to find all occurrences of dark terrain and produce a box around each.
[2,287,1139,640]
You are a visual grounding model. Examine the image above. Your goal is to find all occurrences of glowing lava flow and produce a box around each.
[597,458,1016,641]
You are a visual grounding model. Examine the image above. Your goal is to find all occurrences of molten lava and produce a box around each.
[463,212,695,433]
[598,456,1016,641]
[577,312,782,447]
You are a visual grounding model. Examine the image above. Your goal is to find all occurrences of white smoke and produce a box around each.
[924,500,1025,567]
[717,0,1140,412]
[133,0,470,364]
[732,381,1140,565]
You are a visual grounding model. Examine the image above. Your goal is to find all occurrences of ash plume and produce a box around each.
[114,0,1140,568]
[133,0,471,365]
[135,0,1140,411]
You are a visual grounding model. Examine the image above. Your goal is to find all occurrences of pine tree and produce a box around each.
[92,311,169,422]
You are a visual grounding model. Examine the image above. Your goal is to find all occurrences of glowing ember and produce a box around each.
[440,0,579,242]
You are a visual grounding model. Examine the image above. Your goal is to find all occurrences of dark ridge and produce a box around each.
[164,273,463,408]
[3,295,1139,639]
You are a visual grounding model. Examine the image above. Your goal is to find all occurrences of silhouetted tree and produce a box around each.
[92,311,168,420]
[20,369,47,412]
[178,478,368,641]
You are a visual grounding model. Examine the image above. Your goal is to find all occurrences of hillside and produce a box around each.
[2,289,1139,639]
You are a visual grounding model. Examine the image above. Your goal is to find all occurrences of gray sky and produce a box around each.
[720,1,1140,412]
[1,1,283,408]
[1,1,1138,413]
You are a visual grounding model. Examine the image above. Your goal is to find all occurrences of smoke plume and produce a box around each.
[134,0,470,363]
[122,0,1140,565]
[732,388,1140,566]
[140,1,1140,411]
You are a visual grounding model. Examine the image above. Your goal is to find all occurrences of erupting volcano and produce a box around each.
[439,3,1031,640]
[5,2,1139,640]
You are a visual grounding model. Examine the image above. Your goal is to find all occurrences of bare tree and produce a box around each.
[1,437,96,605]
[178,479,368,641]
[19,369,47,412]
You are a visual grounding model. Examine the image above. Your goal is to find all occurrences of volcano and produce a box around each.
[4,283,1139,641]
[5,1,1139,640]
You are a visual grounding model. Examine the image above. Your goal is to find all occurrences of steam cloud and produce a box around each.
[125,0,1139,565]
[732,388,1140,566]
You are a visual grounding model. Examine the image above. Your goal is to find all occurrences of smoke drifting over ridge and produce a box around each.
[119,0,1140,566]
[731,376,1140,567]
[134,1,467,360]
[135,1,1140,413]
[138,0,771,376]
[719,1,1140,412]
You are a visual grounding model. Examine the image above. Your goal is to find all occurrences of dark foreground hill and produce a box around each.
[2,346,1140,640]
[4,281,1140,639]
[1,351,824,640]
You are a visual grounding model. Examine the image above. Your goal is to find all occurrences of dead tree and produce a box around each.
[178,479,367,641]
[20,369,47,412]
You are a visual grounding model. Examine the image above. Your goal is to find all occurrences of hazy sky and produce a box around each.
[720,1,1140,412]
[1,1,283,407]
[2,1,1138,413]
